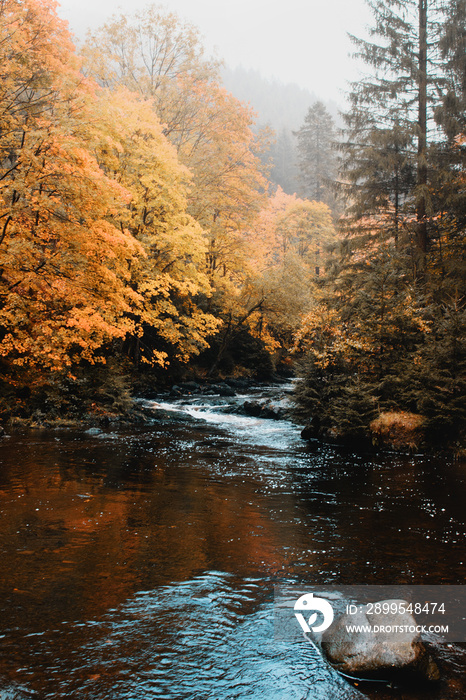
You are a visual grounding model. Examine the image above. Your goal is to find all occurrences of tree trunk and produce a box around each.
[417,0,428,265]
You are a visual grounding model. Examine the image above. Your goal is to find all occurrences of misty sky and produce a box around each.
[57,0,373,103]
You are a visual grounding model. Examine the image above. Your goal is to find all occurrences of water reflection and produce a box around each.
[0,390,465,698]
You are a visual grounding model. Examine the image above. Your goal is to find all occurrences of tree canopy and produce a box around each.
[0,0,142,369]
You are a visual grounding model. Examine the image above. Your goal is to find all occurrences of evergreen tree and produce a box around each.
[267,127,299,194]
[294,0,466,449]
[436,0,466,141]
[340,0,465,271]
[430,0,466,287]
[294,101,338,209]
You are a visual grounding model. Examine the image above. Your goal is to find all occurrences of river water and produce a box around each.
[0,384,464,699]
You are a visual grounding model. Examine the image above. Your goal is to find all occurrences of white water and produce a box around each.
[143,384,303,451]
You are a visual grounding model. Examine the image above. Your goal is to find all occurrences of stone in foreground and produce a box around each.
[321,599,440,682]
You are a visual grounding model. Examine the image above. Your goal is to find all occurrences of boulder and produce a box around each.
[321,599,440,683]
[178,381,201,393]
[241,400,263,417]
[84,427,103,435]
[216,383,236,397]
[232,398,288,420]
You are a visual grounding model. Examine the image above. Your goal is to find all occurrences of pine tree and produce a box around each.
[294,102,338,209]
[338,0,465,295]
[267,128,299,194]
[294,0,466,449]
[436,0,466,141]
[339,0,465,271]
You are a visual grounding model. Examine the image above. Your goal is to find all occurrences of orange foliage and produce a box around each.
[370,411,425,450]
[242,189,337,350]
[0,0,143,369]
[0,0,222,370]
[91,87,220,364]
[82,7,269,288]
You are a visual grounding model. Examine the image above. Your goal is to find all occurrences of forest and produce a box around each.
[0,0,464,453]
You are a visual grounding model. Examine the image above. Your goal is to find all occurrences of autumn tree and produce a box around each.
[81,4,221,147]
[0,0,223,390]
[241,189,337,361]
[91,87,219,366]
[82,5,269,290]
[0,0,143,371]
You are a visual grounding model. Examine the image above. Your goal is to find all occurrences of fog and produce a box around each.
[57,0,372,103]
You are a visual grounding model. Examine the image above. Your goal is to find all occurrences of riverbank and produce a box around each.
[299,414,465,460]
[1,373,464,459]
[0,375,292,431]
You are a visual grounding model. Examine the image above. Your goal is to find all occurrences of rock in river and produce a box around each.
[321,599,440,683]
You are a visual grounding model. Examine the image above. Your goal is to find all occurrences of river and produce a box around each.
[0,383,464,699]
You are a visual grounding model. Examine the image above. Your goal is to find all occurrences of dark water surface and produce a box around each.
[0,386,465,699]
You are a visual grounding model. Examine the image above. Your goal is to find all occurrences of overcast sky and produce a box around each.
[57,0,373,103]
